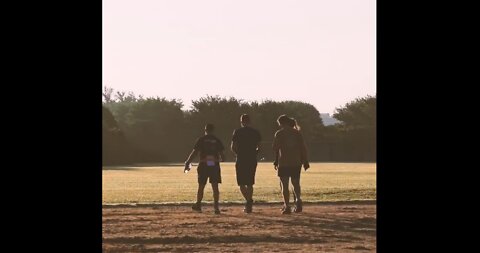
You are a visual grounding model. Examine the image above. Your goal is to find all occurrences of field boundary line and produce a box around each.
[102,199,376,208]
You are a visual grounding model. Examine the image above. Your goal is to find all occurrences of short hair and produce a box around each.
[205,123,214,132]
[240,114,251,123]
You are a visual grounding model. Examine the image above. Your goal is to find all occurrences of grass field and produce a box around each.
[102,162,376,204]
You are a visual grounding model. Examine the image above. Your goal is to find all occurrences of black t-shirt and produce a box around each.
[232,126,262,159]
[193,134,225,159]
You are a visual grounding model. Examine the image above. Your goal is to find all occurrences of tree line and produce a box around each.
[102,87,376,165]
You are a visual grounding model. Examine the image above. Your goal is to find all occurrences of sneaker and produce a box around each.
[294,199,303,213]
[281,206,291,215]
[244,200,253,213]
[214,203,220,214]
[191,203,202,212]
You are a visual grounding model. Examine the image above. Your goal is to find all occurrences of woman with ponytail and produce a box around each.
[272,115,310,214]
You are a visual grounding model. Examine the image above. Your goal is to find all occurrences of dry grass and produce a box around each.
[102,162,376,204]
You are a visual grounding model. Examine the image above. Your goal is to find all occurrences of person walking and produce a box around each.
[185,123,226,214]
[272,115,310,214]
[231,114,262,213]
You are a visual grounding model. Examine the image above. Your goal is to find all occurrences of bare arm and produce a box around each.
[298,133,309,170]
[256,131,262,156]
[231,141,238,156]
[272,133,280,170]
[218,151,226,162]
[272,133,280,152]
[185,149,198,164]
[273,150,279,167]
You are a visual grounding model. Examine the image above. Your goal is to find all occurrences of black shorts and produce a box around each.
[235,159,257,186]
[197,162,222,185]
[277,165,301,179]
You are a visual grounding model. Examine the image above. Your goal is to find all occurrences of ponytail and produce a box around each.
[288,117,301,131]
[293,119,301,131]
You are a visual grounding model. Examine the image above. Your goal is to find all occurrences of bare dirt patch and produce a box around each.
[103,202,376,252]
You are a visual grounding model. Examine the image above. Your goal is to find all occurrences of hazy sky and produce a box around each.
[103,0,375,114]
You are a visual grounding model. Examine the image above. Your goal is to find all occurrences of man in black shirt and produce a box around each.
[231,114,262,213]
[185,123,226,214]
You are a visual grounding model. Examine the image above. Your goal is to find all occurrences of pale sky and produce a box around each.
[103,0,376,114]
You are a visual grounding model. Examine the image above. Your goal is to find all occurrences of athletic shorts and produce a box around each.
[235,159,258,186]
[197,162,222,185]
[277,165,302,179]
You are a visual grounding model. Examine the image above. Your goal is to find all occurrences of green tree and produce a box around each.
[333,95,376,130]
[102,106,132,165]
[103,90,374,163]
[118,97,187,162]
[332,95,376,161]
[188,96,248,161]
[102,86,114,104]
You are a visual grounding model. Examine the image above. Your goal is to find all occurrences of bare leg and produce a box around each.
[211,183,220,204]
[291,177,302,212]
[196,183,206,203]
[239,185,248,201]
[280,177,290,208]
[247,185,254,202]
[291,177,301,202]
[211,183,220,213]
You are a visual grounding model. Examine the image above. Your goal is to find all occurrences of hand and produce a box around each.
[184,162,191,173]
[219,154,225,162]
[303,162,310,171]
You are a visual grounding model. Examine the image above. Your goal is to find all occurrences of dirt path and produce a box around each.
[103,202,376,252]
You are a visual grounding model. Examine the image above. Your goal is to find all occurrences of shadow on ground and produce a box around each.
[103,203,376,252]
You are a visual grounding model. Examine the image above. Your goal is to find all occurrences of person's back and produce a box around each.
[184,123,225,214]
[232,126,261,160]
[195,134,223,163]
[272,115,309,214]
[231,114,262,213]
[273,127,306,167]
